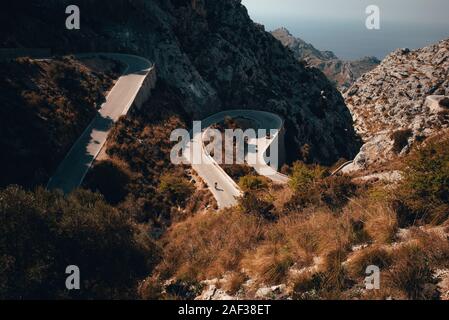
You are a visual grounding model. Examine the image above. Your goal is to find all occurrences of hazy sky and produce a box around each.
[242,0,449,59]
[242,0,449,25]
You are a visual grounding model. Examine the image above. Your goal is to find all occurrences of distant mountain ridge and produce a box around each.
[271,27,380,91]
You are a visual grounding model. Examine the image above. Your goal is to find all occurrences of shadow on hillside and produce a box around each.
[47,113,114,194]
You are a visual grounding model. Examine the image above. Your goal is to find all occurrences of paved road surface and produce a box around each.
[47,54,152,193]
[184,110,288,209]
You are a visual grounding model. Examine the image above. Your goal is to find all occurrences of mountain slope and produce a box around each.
[0,56,119,187]
[271,28,380,91]
[0,0,360,165]
[344,39,449,170]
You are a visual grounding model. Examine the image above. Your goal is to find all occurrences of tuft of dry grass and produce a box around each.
[290,271,317,297]
[285,211,354,255]
[407,228,449,269]
[346,246,393,279]
[242,243,304,285]
[222,272,247,295]
[385,243,439,300]
[344,198,398,245]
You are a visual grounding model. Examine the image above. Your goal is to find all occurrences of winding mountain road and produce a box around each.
[47,54,153,193]
[47,53,350,209]
[185,110,289,209]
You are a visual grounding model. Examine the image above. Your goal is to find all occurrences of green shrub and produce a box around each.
[288,162,326,194]
[238,175,269,191]
[223,165,256,180]
[394,136,449,225]
[287,162,356,211]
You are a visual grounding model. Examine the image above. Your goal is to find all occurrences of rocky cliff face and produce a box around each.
[271,28,380,92]
[0,0,361,165]
[344,39,449,170]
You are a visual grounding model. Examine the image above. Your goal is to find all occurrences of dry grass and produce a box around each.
[155,170,449,300]
[221,272,247,295]
[344,198,398,244]
[138,276,163,300]
[241,209,354,286]
[290,271,317,297]
[385,243,438,300]
[281,210,354,255]
[242,242,308,285]
[157,209,264,282]
[290,248,352,299]
[407,228,449,268]
[360,228,449,300]
[346,246,393,279]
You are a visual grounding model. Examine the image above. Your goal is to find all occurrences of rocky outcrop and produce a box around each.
[343,39,449,171]
[0,0,361,165]
[271,28,379,92]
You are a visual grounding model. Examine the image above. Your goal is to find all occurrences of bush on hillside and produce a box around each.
[386,244,439,300]
[287,162,356,211]
[393,136,449,225]
[0,186,156,299]
[288,162,326,194]
[238,175,269,192]
[223,165,256,181]
[239,192,275,220]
